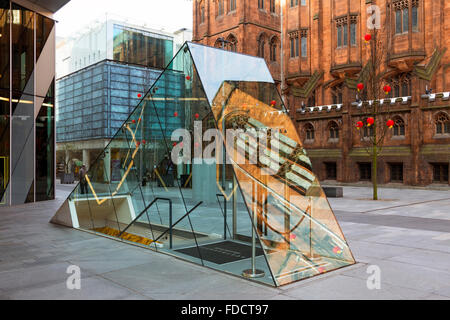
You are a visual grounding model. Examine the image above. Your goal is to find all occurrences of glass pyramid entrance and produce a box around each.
[51,42,355,286]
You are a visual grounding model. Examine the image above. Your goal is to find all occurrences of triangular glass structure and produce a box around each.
[52,42,355,286]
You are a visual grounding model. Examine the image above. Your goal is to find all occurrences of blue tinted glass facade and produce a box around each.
[56,60,186,143]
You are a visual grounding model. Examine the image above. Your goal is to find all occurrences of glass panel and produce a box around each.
[350,23,356,46]
[337,26,342,47]
[11,3,34,96]
[113,24,173,69]
[343,25,348,46]
[0,1,9,206]
[301,37,307,58]
[36,81,55,201]
[36,14,54,61]
[403,8,409,33]
[211,80,355,286]
[187,42,273,104]
[412,6,418,31]
[396,10,402,34]
[0,88,9,206]
[11,92,34,204]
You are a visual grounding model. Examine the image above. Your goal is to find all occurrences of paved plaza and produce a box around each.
[0,183,449,300]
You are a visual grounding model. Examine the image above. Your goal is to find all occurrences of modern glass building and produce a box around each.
[0,0,70,207]
[52,42,355,286]
[55,19,191,177]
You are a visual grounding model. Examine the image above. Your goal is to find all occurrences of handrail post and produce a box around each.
[223,197,227,240]
[169,199,173,249]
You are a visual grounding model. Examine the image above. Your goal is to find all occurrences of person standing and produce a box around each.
[79,164,88,194]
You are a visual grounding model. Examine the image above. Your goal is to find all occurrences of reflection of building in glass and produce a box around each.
[55,18,191,179]
[52,42,355,287]
[0,0,69,207]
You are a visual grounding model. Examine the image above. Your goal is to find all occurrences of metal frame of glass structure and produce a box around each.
[52,42,355,286]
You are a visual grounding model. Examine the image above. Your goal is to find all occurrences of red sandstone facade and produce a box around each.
[193,0,450,187]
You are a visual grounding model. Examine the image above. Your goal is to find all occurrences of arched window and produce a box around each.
[436,112,450,135]
[328,121,339,140]
[217,0,224,16]
[389,73,412,97]
[305,123,315,141]
[269,36,277,61]
[332,83,344,104]
[393,116,405,137]
[257,33,266,58]
[226,34,237,52]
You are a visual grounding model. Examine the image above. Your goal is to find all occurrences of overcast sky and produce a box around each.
[54,0,194,37]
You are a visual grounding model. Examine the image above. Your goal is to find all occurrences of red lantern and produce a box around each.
[136,141,140,147]
[357,83,364,92]
[290,234,296,240]
[387,119,394,129]
[173,142,177,147]
[318,267,326,274]
[137,93,142,98]
[186,75,191,81]
[383,85,392,95]
[356,121,364,130]
[131,119,136,124]
[138,117,141,122]
[270,100,276,106]
[174,111,178,117]
[364,34,372,42]
[367,117,375,127]
[194,113,199,119]
[142,140,146,145]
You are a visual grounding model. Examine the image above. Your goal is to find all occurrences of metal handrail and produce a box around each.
[118,197,173,247]
[153,201,203,244]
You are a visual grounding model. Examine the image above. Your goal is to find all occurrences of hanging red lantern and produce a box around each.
[356,121,364,130]
[174,111,178,117]
[364,34,372,42]
[186,75,191,81]
[138,117,141,122]
[383,85,392,95]
[357,83,364,92]
[173,142,177,147]
[141,140,146,145]
[137,93,142,98]
[270,100,276,106]
[367,117,375,127]
[136,141,140,147]
[386,119,394,129]
[194,113,199,119]
[318,267,326,274]
[131,119,136,124]
[290,234,296,240]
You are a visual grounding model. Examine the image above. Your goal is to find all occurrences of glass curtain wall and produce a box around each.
[113,24,173,69]
[0,1,55,206]
[0,0,10,205]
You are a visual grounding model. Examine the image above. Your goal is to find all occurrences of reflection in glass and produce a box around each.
[54,42,354,286]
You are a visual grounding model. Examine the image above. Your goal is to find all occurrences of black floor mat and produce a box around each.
[175,241,265,265]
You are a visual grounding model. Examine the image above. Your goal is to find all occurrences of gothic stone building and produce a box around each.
[193,0,450,187]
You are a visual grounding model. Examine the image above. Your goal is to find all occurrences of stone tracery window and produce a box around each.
[393,116,405,137]
[328,121,340,140]
[435,112,450,135]
[389,73,412,97]
[305,123,315,141]
[269,36,277,61]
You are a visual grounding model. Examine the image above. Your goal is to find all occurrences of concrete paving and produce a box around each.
[0,182,449,300]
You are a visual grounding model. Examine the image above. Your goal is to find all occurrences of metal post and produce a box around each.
[242,181,265,278]
[223,196,227,240]
[232,175,237,239]
[169,200,173,249]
